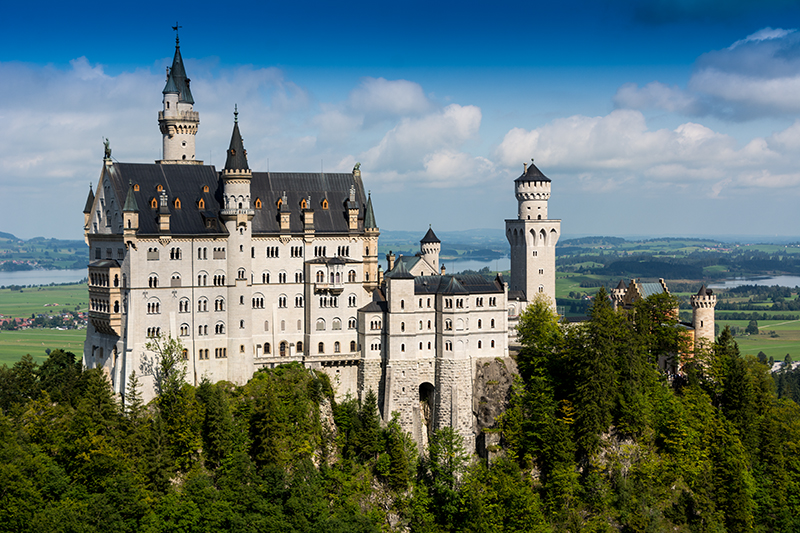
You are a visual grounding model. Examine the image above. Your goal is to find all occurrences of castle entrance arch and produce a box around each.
[419,382,435,442]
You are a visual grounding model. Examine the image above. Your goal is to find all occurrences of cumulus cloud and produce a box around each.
[348,77,431,118]
[494,108,800,197]
[615,27,800,120]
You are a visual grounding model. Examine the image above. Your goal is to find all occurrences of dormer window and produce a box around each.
[300,198,307,209]
[321,199,328,210]
[150,198,157,209]
[276,198,283,209]
[157,184,163,192]
[133,184,140,191]
[174,198,181,209]
[202,185,209,193]
[198,198,205,209]
[254,198,262,209]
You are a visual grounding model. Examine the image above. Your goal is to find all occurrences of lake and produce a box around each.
[708,275,800,289]
[0,269,87,287]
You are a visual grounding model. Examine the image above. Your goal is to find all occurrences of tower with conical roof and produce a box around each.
[419,226,441,272]
[158,33,201,164]
[362,179,380,292]
[505,161,561,308]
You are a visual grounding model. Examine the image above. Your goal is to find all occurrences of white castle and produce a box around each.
[82,36,560,447]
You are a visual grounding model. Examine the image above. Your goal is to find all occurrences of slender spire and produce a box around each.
[123,181,139,212]
[364,191,377,229]
[224,107,249,171]
[421,226,440,244]
[163,31,194,104]
[83,184,95,214]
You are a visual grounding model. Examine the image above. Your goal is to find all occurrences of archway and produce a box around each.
[419,382,435,446]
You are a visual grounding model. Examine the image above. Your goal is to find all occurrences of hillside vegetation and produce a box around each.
[3,292,800,531]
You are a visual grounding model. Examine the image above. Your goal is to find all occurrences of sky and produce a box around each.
[3,0,800,241]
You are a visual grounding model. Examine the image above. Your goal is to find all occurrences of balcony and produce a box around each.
[220,208,255,217]
[314,282,344,295]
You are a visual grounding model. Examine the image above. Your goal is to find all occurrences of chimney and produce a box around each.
[387,251,395,271]
[440,264,446,275]
[523,162,527,173]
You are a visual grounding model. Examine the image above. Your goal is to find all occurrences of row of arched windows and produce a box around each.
[146,327,161,338]
[169,247,182,260]
[319,296,338,308]
[147,302,160,314]
[266,247,279,258]
[336,246,350,257]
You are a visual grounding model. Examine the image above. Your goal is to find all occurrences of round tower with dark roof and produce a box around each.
[420,226,441,272]
[158,34,201,164]
[691,285,716,351]
[505,161,561,308]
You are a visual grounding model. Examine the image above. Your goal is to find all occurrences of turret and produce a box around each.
[420,226,441,272]
[220,107,254,228]
[363,188,380,291]
[122,181,139,237]
[691,285,717,351]
[83,184,95,230]
[158,33,201,164]
[515,160,551,220]
[611,279,626,311]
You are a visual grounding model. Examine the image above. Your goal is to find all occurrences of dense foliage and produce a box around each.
[2,291,800,531]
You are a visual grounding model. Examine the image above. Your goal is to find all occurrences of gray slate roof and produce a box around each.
[224,119,249,171]
[514,161,551,183]
[105,162,369,237]
[414,274,503,295]
[83,186,95,214]
[639,282,668,298]
[421,227,440,244]
[163,41,194,104]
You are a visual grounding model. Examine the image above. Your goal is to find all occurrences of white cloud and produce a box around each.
[348,77,431,118]
[494,108,800,198]
[615,27,800,119]
[613,81,700,114]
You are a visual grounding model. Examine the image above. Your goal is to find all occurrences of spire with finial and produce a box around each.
[163,25,193,104]
[224,106,249,172]
[364,191,377,229]
[83,183,95,214]
[123,180,139,212]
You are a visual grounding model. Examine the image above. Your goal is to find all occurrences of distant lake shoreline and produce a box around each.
[0,269,86,287]
[708,275,800,289]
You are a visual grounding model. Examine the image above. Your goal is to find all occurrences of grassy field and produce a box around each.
[0,329,85,366]
[0,283,87,319]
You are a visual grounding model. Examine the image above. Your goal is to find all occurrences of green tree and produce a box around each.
[425,427,468,529]
[746,319,759,335]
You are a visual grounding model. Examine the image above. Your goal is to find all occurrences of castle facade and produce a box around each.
[82,37,559,447]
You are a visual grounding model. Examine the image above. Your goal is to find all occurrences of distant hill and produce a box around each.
[0,232,88,271]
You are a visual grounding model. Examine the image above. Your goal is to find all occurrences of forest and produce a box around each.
[3,292,800,531]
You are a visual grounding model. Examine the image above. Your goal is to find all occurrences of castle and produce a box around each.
[82,36,560,448]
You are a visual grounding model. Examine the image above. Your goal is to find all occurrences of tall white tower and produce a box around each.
[158,35,201,164]
[506,161,561,306]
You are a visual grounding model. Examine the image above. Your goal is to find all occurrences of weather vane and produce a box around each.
[172,22,182,43]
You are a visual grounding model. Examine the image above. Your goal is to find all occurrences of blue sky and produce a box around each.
[3,0,800,240]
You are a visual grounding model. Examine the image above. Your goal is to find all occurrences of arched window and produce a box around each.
[297,341,303,353]
[174,198,181,209]
[491,340,496,348]
[491,319,496,328]
[316,271,324,283]
[445,319,452,331]
[334,341,340,353]
[318,342,325,354]
[350,340,356,352]
[321,198,328,210]
[400,300,404,309]
[428,320,431,329]
[265,342,271,354]
[478,340,482,349]
[348,317,357,329]
[254,198,262,208]
[478,319,482,329]
[401,322,405,332]
[333,318,342,330]
[401,344,405,352]
[240,320,245,329]
[419,321,423,330]
[316,319,326,331]
[348,270,356,282]
[150,198,157,208]
[280,342,287,356]
[264,320,269,331]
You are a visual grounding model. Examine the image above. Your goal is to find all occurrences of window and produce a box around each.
[445,319,452,331]
[316,319,326,331]
[174,198,181,209]
[478,340,482,349]
[281,320,286,332]
[533,251,538,257]
[427,320,431,330]
[265,343,271,354]
[295,272,303,283]
[491,340,496,348]
[401,322,405,332]
[147,301,160,314]
[279,272,287,283]
[348,270,356,282]
[240,345,245,353]
[198,198,205,209]
[295,296,303,307]
[491,319,495,329]
[419,321,423,330]
[297,341,303,353]
[318,342,325,354]
[215,348,227,358]
[316,271,324,283]
[198,274,207,286]
[428,342,431,349]
[321,199,328,209]
[240,320,245,329]
[253,296,265,309]
[334,342,340,353]
[279,295,287,308]
[539,285,544,293]
[148,275,158,288]
[400,300,404,310]
[348,318,357,329]
[333,318,342,330]
[215,323,225,334]
[539,269,544,274]
[489,297,497,307]
[254,198,262,208]
[215,297,225,311]
[350,340,356,352]
[180,324,189,336]
[427,298,431,308]
[263,272,270,283]
[179,298,190,313]
[150,198,157,208]
[265,320,269,331]
[213,274,226,286]
[477,319,482,329]
[238,268,246,280]
[171,274,181,287]
[445,341,452,351]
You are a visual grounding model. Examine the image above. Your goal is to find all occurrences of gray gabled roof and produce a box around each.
[413,274,503,295]
[639,282,668,298]
[386,259,415,279]
[514,161,551,183]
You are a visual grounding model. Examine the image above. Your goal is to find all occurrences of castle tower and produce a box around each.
[420,226,441,272]
[158,34,201,164]
[363,190,380,292]
[220,109,255,384]
[505,161,561,307]
[691,285,716,352]
[611,279,627,311]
